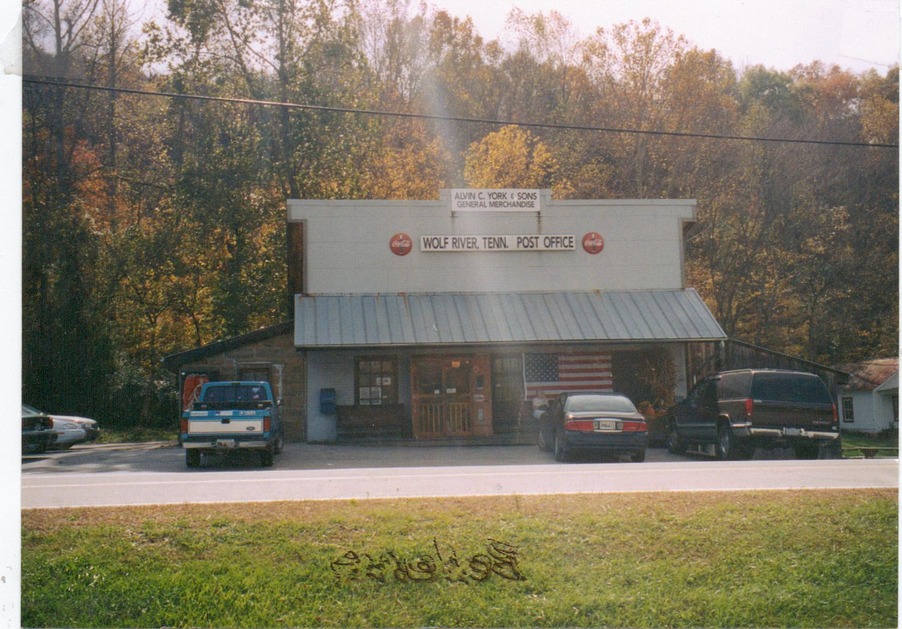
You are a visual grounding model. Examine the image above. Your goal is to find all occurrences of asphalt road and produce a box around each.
[20,442,899,508]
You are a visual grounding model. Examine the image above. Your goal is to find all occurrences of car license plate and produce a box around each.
[783,428,803,437]
[215,439,236,448]
[595,420,618,432]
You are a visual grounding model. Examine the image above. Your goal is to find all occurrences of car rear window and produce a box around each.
[564,395,637,413]
[718,372,752,399]
[750,374,832,404]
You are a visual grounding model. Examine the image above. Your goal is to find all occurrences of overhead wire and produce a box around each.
[22,75,900,149]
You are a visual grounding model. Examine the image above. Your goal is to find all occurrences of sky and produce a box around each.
[82,0,901,74]
[435,0,900,73]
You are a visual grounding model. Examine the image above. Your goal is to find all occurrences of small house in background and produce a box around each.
[835,358,899,435]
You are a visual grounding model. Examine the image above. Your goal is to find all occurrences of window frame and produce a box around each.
[355,356,399,406]
[841,397,855,422]
[239,366,272,383]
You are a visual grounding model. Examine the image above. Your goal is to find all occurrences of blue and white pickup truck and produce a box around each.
[180,381,285,467]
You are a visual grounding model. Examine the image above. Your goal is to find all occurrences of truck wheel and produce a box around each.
[260,447,275,467]
[821,440,843,459]
[734,443,755,460]
[554,430,569,462]
[794,442,818,459]
[537,426,552,452]
[716,423,735,460]
[186,450,201,468]
[667,423,687,455]
[273,434,284,454]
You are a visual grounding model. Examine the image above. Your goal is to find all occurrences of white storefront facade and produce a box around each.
[289,190,726,443]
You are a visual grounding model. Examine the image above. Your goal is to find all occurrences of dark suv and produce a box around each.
[666,369,841,459]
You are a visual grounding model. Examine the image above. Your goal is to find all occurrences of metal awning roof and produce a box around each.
[294,289,726,348]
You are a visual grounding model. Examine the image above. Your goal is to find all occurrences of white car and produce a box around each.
[48,418,87,449]
[22,404,100,448]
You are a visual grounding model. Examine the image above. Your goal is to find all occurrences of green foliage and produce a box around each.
[21,1,899,424]
[22,491,898,627]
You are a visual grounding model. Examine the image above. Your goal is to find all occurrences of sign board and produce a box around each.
[420,234,576,252]
[582,232,605,254]
[389,232,413,256]
[450,189,541,212]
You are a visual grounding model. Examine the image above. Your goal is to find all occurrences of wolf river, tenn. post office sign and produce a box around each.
[419,234,576,252]
[388,189,605,255]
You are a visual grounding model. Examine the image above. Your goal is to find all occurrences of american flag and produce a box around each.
[524,352,613,398]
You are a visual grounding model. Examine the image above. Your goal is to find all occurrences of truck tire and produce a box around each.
[820,440,843,459]
[794,442,819,459]
[273,434,284,454]
[667,422,687,455]
[186,450,201,468]
[554,430,569,462]
[260,447,275,467]
[716,423,735,460]
[537,425,552,452]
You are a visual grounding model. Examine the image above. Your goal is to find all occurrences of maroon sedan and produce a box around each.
[538,392,648,462]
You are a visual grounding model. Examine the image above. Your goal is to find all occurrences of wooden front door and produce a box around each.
[411,356,492,438]
[492,356,525,432]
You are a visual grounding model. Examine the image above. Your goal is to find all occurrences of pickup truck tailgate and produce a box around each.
[186,410,265,434]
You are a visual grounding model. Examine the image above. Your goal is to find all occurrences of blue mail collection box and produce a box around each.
[320,388,337,415]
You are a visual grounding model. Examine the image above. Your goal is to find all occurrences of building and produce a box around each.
[835,358,899,435]
[165,190,727,443]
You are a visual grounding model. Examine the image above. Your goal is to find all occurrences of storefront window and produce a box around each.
[416,362,443,396]
[444,362,471,395]
[356,358,398,405]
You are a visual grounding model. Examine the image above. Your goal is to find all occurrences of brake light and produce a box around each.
[832,403,838,428]
[263,416,272,432]
[180,417,188,433]
[744,398,754,419]
[621,421,647,432]
[564,419,594,432]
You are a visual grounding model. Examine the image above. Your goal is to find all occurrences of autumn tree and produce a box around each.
[581,18,688,196]
[20,0,898,426]
[464,125,570,194]
[22,0,123,418]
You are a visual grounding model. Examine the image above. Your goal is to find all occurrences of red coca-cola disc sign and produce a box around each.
[390,232,413,256]
[582,232,605,254]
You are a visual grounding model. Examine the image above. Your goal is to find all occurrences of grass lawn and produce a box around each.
[841,432,899,458]
[22,489,897,628]
[96,427,177,444]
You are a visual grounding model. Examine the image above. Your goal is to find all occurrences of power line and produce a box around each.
[23,75,900,149]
